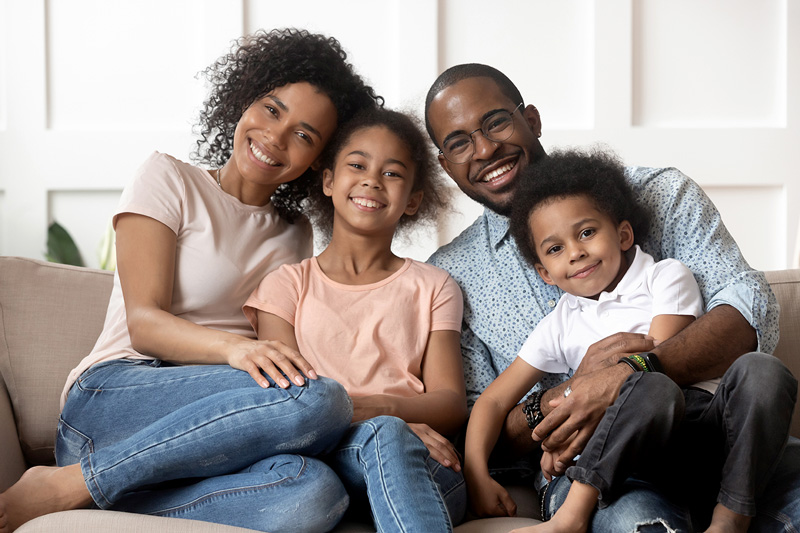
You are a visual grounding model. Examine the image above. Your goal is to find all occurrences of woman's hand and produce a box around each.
[408,423,462,471]
[225,337,317,389]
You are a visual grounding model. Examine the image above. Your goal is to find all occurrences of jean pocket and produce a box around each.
[55,416,94,466]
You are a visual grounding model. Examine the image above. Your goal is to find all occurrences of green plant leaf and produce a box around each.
[46,221,85,267]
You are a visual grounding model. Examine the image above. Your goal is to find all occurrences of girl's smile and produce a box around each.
[323,125,422,237]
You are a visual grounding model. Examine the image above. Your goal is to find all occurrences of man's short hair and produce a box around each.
[424,64,524,148]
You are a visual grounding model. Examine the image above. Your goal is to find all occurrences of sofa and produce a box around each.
[1,255,798,532]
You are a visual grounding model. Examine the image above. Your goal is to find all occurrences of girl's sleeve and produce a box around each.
[430,273,464,332]
[242,265,300,334]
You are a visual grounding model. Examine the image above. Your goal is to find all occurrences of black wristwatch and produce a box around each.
[522,390,546,430]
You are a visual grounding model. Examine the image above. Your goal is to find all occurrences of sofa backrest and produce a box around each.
[1,256,798,467]
[765,269,800,438]
[0,256,113,464]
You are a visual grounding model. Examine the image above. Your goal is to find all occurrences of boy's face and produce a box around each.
[529,194,634,300]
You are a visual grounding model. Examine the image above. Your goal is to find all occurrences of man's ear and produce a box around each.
[437,152,452,177]
[404,190,424,216]
[322,168,334,197]
[618,220,634,252]
[535,262,556,286]
[522,105,542,138]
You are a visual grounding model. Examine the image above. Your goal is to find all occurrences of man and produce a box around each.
[425,63,799,531]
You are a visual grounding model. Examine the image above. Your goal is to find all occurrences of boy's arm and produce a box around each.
[465,357,544,517]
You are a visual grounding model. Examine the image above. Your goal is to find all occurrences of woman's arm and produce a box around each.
[116,213,314,388]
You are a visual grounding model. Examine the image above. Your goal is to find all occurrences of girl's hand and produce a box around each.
[408,423,462,471]
[467,475,516,518]
[225,338,317,389]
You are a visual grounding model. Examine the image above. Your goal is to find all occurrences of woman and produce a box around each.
[0,28,382,533]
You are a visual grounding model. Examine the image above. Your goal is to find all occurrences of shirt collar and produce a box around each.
[563,245,652,309]
[484,208,511,249]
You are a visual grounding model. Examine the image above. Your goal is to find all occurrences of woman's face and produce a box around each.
[231,82,338,195]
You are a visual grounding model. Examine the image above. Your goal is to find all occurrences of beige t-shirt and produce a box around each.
[60,152,312,408]
[243,257,463,398]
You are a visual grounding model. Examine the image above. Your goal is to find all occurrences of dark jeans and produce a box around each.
[544,352,798,531]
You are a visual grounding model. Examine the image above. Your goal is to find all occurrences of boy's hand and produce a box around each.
[408,423,461,471]
[467,476,517,518]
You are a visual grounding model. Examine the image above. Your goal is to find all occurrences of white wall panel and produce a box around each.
[0,0,7,130]
[48,189,121,268]
[46,0,207,131]
[632,0,787,128]
[703,185,784,271]
[440,0,595,130]
[245,0,438,111]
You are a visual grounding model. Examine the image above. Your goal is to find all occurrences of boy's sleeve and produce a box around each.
[648,259,705,319]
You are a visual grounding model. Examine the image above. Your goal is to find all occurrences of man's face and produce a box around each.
[427,76,545,215]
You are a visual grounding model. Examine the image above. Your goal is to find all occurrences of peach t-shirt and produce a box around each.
[60,151,312,408]
[243,258,463,397]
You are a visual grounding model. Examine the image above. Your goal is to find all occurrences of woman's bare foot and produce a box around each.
[704,503,751,533]
[0,464,92,532]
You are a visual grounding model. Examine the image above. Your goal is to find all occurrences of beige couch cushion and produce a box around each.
[765,269,800,437]
[0,257,113,464]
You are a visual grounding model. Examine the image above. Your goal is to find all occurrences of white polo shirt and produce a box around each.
[518,246,708,384]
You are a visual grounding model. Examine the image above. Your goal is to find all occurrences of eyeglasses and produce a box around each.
[439,103,524,164]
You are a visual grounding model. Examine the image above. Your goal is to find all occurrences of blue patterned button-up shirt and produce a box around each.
[428,166,779,408]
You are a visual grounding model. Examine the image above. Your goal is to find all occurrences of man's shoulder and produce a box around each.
[427,213,490,271]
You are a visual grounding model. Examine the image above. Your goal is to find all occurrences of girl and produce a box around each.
[0,28,381,533]
[243,107,468,533]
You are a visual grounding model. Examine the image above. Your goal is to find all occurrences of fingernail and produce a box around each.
[261,380,269,389]
[294,375,305,386]
[280,378,290,388]
[556,461,565,470]
[308,370,318,379]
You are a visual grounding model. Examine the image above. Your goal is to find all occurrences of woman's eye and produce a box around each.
[295,131,312,144]
[265,105,278,117]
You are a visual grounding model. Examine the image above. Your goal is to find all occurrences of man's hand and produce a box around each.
[573,332,655,377]
[533,363,634,475]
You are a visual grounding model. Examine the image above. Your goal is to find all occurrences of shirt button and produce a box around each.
[548,300,556,308]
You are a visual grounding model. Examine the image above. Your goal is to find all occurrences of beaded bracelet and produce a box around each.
[522,390,546,430]
[617,356,643,372]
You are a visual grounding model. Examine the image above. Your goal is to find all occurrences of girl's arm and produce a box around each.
[116,213,314,388]
[351,329,467,436]
[464,357,544,517]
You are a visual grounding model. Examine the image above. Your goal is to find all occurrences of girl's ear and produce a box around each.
[618,220,634,252]
[322,168,334,197]
[404,190,424,216]
[535,263,556,286]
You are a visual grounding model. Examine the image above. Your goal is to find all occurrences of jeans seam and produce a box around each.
[150,457,309,516]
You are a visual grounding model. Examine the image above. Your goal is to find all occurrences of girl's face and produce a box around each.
[322,125,423,237]
[530,194,634,299]
[231,82,338,197]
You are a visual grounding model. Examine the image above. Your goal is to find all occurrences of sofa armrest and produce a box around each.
[0,377,26,491]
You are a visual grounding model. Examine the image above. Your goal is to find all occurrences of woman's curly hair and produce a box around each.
[307,107,449,243]
[510,146,651,266]
[192,28,383,222]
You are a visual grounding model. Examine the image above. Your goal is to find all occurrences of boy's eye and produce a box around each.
[546,245,563,255]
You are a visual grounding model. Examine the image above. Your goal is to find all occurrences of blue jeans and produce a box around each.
[542,352,799,532]
[327,416,466,533]
[56,359,353,532]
